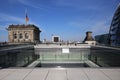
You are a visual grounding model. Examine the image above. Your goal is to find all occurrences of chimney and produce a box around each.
[84,31,94,42]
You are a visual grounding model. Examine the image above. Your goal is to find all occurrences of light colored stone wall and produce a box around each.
[8,25,40,43]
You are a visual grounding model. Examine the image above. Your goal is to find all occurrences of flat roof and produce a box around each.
[7,24,41,32]
[0,68,120,80]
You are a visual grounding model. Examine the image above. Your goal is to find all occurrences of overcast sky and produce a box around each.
[0,0,119,42]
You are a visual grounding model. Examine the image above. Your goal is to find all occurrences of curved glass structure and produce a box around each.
[109,4,120,46]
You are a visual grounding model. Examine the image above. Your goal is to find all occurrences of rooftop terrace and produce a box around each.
[0,68,120,80]
[0,44,120,80]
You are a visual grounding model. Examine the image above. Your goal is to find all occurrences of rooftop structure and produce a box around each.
[7,24,41,44]
[109,4,120,47]
[84,31,94,41]
[52,36,60,43]
[83,31,96,45]
[95,34,109,45]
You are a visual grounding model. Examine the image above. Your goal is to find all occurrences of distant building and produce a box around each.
[83,31,96,45]
[109,4,120,47]
[95,34,109,45]
[52,36,60,42]
[7,24,41,44]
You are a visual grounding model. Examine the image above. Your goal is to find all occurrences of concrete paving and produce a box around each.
[0,68,120,80]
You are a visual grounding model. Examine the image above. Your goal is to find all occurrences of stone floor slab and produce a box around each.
[67,68,89,80]
[100,69,120,80]
[24,68,49,80]
[0,68,120,80]
[83,68,110,80]
[46,68,67,80]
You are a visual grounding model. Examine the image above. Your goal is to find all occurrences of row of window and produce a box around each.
[13,33,29,39]
[111,40,120,44]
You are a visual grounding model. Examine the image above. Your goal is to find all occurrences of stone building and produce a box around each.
[7,24,41,44]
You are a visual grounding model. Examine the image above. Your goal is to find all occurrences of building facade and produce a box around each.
[7,24,41,44]
[95,34,109,45]
[109,4,120,47]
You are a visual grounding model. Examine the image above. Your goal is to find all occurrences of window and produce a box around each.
[25,33,29,39]
[19,33,23,39]
[13,33,17,39]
